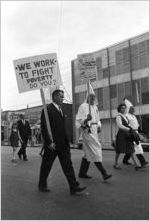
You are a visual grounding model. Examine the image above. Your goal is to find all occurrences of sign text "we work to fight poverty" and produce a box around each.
[14,53,58,93]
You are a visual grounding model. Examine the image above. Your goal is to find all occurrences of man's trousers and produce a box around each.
[38,148,77,191]
[18,140,28,159]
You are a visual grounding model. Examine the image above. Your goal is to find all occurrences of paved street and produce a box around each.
[1,146,149,220]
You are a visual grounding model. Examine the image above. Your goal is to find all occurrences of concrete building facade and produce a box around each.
[72,32,149,149]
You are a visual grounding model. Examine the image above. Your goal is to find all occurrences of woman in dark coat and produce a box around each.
[113,103,140,170]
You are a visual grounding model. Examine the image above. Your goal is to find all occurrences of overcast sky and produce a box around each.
[1,1,149,111]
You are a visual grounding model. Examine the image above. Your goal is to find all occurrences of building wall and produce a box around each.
[72,32,149,148]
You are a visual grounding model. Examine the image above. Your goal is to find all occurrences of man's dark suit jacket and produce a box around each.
[17,120,31,142]
[41,103,69,150]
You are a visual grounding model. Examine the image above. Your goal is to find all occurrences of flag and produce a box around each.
[123,98,133,113]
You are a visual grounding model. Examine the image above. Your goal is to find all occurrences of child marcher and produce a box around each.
[10,123,19,163]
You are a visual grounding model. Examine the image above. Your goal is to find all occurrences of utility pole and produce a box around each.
[106,48,113,143]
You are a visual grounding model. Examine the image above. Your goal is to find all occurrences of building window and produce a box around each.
[141,77,149,104]
[124,81,132,102]
[117,83,125,104]
[131,44,140,70]
[115,47,130,75]
[103,68,109,78]
[110,85,117,109]
[97,88,103,110]
[142,92,149,104]
[141,114,149,138]
[110,65,116,77]
[123,48,130,63]
[103,87,110,110]
[133,80,141,105]
[131,40,149,71]
[110,85,117,99]
[96,57,103,80]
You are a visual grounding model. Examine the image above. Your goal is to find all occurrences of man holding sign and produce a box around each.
[14,53,86,195]
[38,89,86,195]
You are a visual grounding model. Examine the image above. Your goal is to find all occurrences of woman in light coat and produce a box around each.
[114,103,141,170]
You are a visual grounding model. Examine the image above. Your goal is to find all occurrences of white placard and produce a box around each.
[77,53,97,81]
[14,53,62,93]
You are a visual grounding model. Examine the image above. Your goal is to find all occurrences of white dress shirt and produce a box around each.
[52,102,63,116]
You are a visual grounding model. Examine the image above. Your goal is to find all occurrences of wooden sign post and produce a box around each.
[87,80,91,115]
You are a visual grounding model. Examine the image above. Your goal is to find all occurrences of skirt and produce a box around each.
[116,129,134,154]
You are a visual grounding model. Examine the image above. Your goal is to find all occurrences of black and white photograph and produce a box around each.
[1,1,149,220]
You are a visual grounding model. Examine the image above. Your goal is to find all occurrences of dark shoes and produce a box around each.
[70,186,87,195]
[135,166,142,170]
[39,187,50,192]
[39,185,86,194]
[142,162,149,167]
[103,174,112,180]
[79,174,92,179]
[144,161,149,165]
[135,162,148,170]
[18,153,28,161]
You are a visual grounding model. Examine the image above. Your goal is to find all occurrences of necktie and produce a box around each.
[58,106,63,116]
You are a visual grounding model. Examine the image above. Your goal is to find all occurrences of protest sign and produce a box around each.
[13,53,63,143]
[77,53,97,81]
[14,53,62,93]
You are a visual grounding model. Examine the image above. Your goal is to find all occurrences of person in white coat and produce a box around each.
[76,93,112,181]
[126,106,148,167]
